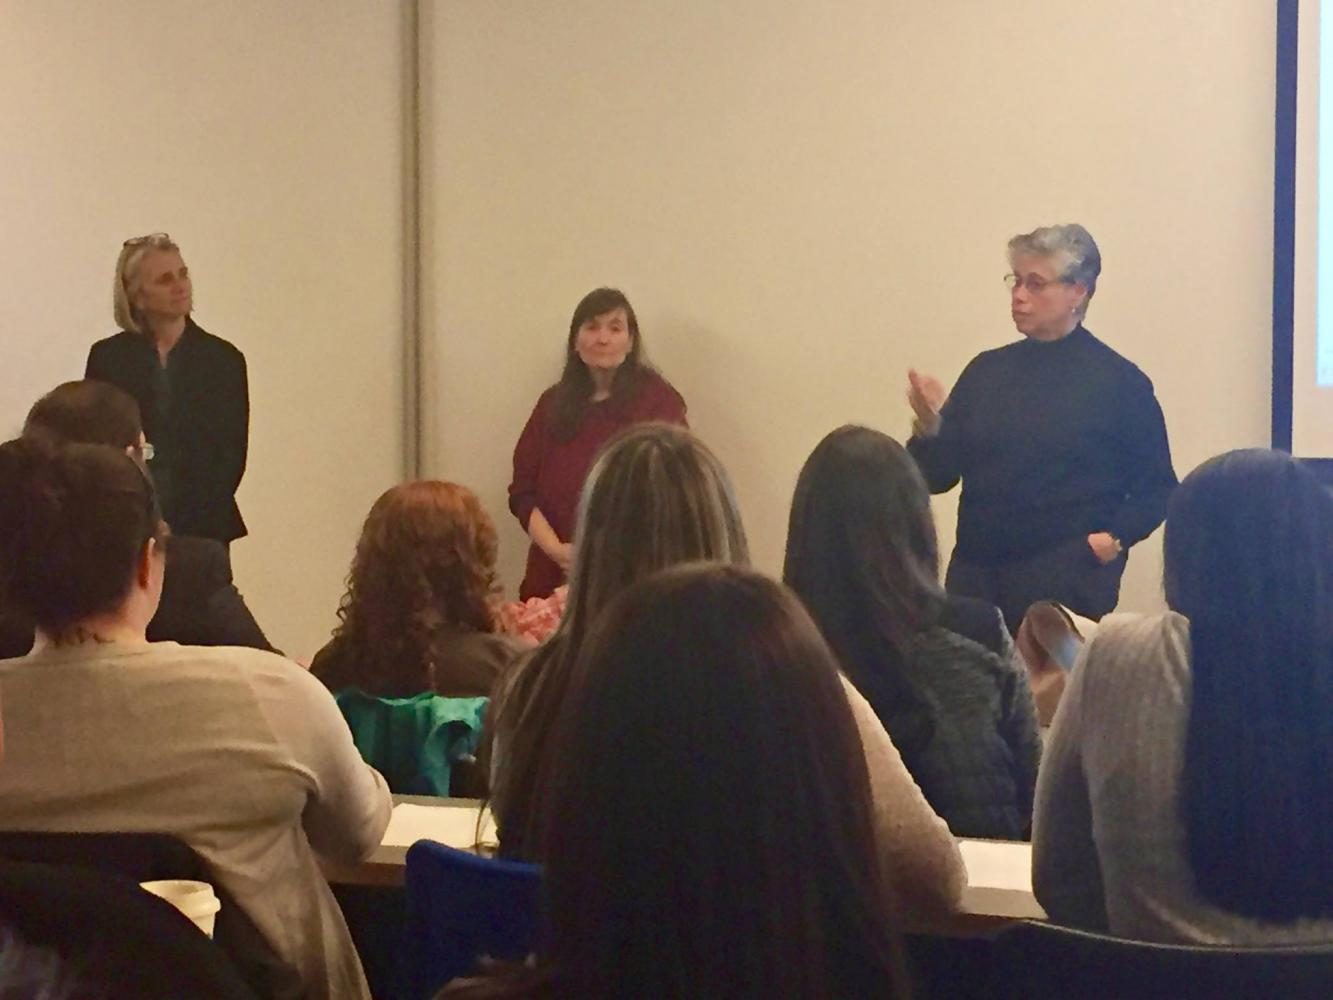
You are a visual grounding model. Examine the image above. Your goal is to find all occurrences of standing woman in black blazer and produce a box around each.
[87,233,248,544]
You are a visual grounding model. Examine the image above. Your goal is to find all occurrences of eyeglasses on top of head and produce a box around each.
[122,233,173,248]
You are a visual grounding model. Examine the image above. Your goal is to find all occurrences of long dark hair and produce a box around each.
[549,287,649,440]
[529,564,907,999]
[1168,448,1333,921]
[0,437,164,641]
[490,424,748,859]
[783,425,943,758]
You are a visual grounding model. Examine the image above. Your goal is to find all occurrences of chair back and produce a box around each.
[0,857,258,999]
[336,690,488,796]
[992,919,1333,999]
[0,830,301,999]
[403,839,541,1000]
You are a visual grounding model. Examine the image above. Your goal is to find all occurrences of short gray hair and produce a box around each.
[1008,224,1101,316]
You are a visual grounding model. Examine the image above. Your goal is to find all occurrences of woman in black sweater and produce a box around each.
[785,425,1040,840]
[906,223,1177,631]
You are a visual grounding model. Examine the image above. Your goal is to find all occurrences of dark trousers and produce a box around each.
[946,536,1126,634]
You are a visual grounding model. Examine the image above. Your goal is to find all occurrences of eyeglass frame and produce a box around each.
[1003,272,1074,294]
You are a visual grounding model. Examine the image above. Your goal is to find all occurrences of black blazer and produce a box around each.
[86,320,248,542]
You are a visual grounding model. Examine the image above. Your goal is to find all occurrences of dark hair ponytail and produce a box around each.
[0,437,162,639]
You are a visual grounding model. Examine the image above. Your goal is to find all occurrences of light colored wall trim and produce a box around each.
[401,0,423,479]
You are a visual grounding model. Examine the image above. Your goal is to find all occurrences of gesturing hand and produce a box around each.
[907,369,946,437]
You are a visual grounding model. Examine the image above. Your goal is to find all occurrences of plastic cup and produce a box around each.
[139,879,222,938]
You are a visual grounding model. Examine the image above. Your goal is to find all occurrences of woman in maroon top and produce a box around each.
[509,288,687,599]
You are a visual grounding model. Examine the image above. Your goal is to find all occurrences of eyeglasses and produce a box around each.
[1004,273,1066,294]
[122,232,173,248]
[140,441,156,463]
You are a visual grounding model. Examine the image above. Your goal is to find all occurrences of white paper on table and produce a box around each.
[957,839,1047,919]
[381,803,497,850]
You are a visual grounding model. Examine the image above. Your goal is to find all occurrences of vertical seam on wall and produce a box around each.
[1272,0,1298,451]
[402,0,423,478]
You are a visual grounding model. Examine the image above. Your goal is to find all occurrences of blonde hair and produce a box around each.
[113,233,181,334]
[490,422,749,857]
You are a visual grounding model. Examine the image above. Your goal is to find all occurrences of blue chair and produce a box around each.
[402,839,542,1000]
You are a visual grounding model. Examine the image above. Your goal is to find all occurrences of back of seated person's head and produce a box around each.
[0,437,165,646]
[22,381,143,451]
[329,480,500,694]
[512,564,906,999]
[1166,448,1333,922]
[783,425,944,752]
[561,421,748,639]
[491,422,748,856]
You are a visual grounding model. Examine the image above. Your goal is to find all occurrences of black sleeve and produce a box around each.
[906,360,975,494]
[212,348,249,500]
[1107,370,1177,546]
[85,340,109,381]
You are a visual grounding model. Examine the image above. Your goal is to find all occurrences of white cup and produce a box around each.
[139,879,222,938]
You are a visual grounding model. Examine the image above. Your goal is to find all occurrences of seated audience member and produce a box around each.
[312,481,525,698]
[489,423,964,919]
[0,437,392,999]
[1033,449,1333,942]
[446,565,909,999]
[784,426,1041,840]
[0,380,274,658]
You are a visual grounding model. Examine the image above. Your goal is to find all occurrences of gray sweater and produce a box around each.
[1033,612,1333,943]
[0,641,392,998]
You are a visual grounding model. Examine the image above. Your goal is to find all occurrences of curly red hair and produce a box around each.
[331,481,501,694]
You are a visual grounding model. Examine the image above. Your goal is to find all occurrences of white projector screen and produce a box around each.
[1280,0,1333,468]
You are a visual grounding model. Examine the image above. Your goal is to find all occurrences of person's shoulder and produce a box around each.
[956,339,1026,382]
[635,367,686,407]
[185,322,245,362]
[1078,611,1188,687]
[432,630,528,696]
[1077,328,1155,386]
[143,642,312,692]
[528,383,561,417]
[939,595,1007,656]
[88,330,142,358]
[448,629,527,660]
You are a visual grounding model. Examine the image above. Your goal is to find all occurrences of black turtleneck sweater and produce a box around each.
[908,326,1176,566]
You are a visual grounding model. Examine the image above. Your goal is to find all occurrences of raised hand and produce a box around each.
[907,369,947,436]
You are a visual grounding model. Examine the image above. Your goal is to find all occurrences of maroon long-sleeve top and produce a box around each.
[509,371,687,599]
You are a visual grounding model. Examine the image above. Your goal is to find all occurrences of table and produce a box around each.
[323,795,1046,932]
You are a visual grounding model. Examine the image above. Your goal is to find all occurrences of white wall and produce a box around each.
[0,2,1278,648]
[0,2,406,656]
[424,0,1276,613]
